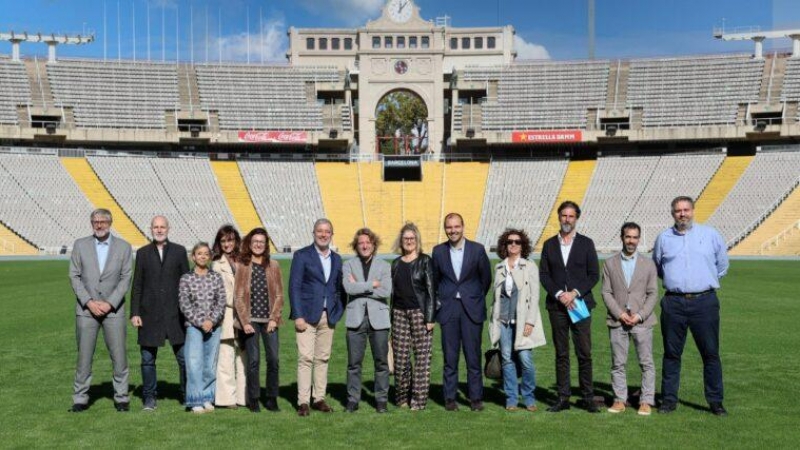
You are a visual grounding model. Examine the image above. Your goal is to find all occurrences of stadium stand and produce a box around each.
[0,153,94,251]
[402,162,445,254]
[476,159,568,248]
[535,160,596,251]
[315,162,363,253]
[360,162,404,251]
[441,162,489,241]
[627,55,763,127]
[693,155,754,223]
[733,184,800,255]
[475,61,609,130]
[209,161,264,235]
[195,64,338,130]
[706,149,800,247]
[46,59,179,129]
[0,58,30,125]
[238,160,325,251]
[60,157,149,247]
[87,155,199,247]
[0,221,38,255]
[780,57,800,113]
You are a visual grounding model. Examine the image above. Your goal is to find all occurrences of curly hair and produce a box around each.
[350,227,381,256]
[496,228,532,260]
[240,228,270,267]
[392,222,422,255]
[212,224,241,262]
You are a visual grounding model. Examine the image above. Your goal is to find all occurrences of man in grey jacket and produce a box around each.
[601,222,658,416]
[68,208,133,412]
[343,228,392,413]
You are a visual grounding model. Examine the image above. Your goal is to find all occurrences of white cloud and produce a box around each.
[297,0,384,26]
[514,35,550,60]
[217,17,288,62]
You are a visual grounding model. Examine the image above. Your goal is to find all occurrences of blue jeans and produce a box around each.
[499,322,536,408]
[140,343,186,402]
[185,326,222,407]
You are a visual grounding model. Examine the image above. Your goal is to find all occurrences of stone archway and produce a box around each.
[374,89,429,155]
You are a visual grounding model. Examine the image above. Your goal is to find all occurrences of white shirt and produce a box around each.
[504,258,520,295]
[558,232,575,266]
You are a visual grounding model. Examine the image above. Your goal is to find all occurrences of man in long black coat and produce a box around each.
[130,215,189,411]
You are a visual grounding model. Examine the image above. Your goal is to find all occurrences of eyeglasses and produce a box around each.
[506,239,522,246]
[402,236,416,241]
[91,220,110,225]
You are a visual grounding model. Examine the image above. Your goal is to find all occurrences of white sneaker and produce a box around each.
[203,402,215,411]
[191,406,206,414]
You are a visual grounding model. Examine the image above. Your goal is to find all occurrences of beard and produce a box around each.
[560,223,574,234]
[624,244,637,254]
[674,219,692,232]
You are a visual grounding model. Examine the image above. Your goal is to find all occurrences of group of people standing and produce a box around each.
[68,194,729,417]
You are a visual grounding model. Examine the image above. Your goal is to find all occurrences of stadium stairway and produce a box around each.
[211,161,263,234]
[442,162,490,242]
[731,183,800,256]
[315,162,365,253]
[60,157,148,247]
[0,221,38,255]
[694,155,754,223]
[535,159,597,251]
[402,162,445,253]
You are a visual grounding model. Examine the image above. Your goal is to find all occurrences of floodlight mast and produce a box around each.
[1,31,95,62]
[713,26,800,58]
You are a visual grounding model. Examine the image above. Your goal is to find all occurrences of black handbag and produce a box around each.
[484,348,502,380]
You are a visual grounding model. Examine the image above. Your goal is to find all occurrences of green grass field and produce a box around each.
[1,259,798,448]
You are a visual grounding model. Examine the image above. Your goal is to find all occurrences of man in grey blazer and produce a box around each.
[601,222,658,416]
[343,228,392,413]
[68,208,133,412]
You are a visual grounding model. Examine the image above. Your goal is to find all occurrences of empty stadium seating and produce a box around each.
[0,59,30,125]
[627,55,763,127]
[47,59,179,129]
[195,64,338,130]
[780,58,800,113]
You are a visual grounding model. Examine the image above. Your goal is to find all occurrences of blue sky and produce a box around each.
[1,0,798,62]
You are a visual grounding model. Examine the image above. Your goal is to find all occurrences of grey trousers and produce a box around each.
[346,318,390,404]
[74,314,129,404]
[609,325,655,405]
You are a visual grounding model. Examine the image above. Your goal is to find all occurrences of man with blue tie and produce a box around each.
[432,213,492,411]
[68,209,133,412]
[653,196,729,416]
[289,218,344,417]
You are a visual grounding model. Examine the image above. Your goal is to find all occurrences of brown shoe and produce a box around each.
[505,406,519,412]
[526,405,539,412]
[297,403,310,417]
[608,401,626,413]
[445,399,459,411]
[638,403,652,416]
[311,400,334,413]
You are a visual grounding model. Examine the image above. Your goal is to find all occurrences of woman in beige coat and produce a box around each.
[212,225,246,408]
[489,229,546,411]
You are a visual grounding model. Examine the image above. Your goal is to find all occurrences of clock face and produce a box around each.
[387,0,413,23]
[394,60,408,75]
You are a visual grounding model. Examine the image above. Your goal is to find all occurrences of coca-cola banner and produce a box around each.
[511,130,582,143]
[237,131,308,143]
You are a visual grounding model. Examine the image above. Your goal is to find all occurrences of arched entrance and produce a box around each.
[375,89,429,155]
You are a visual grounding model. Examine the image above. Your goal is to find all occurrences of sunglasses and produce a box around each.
[506,239,522,246]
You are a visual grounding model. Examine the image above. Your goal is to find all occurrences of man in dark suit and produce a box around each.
[432,212,491,412]
[539,201,600,413]
[68,208,133,412]
[130,215,189,411]
[289,218,344,417]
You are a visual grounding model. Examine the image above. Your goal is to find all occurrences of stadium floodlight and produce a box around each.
[1,31,94,62]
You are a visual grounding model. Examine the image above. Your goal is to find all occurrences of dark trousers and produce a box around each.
[660,291,723,405]
[440,301,483,402]
[239,322,280,404]
[346,317,390,404]
[140,343,186,401]
[548,308,593,400]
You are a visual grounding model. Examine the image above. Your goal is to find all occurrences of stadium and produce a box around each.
[1,0,798,447]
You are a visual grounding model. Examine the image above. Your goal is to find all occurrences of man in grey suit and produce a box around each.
[343,228,392,413]
[68,208,133,412]
[601,222,658,416]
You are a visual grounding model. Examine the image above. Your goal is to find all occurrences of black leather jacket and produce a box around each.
[391,253,437,323]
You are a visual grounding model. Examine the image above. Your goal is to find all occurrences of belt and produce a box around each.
[665,289,715,299]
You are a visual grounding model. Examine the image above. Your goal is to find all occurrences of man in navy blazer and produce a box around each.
[432,213,492,411]
[289,218,344,417]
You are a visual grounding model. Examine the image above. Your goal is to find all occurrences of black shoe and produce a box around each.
[547,400,571,412]
[470,400,484,412]
[265,397,279,412]
[376,402,388,413]
[658,403,677,414]
[247,399,261,413]
[114,402,130,412]
[584,401,600,413]
[445,399,459,411]
[346,401,359,413]
[709,402,728,416]
[142,397,157,411]
[69,403,88,413]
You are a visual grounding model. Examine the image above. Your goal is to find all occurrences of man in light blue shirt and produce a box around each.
[652,196,729,416]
